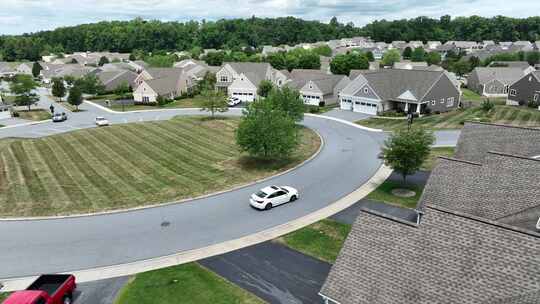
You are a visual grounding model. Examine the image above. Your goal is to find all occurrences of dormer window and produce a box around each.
[220,75,228,82]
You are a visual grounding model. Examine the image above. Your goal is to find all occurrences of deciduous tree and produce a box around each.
[67,85,83,110]
[257,80,274,98]
[381,49,401,66]
[10,75,39,110]
[51,77,66,101]
[200,89,228,118]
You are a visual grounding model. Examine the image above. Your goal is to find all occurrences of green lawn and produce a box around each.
[357,105,540,131]
[94,96,206,112]
[366,180,423,209]
[0,116,320,217]
[278,219,352,263]
[16,109,52,121]
[422,147,455,171]
[0,293,10,302]
[114,263,264,304]
[461,88,506,105]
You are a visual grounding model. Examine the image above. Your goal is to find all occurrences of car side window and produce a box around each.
[275,191,286,196]
[35,297,47,304]
[268,193,277,198]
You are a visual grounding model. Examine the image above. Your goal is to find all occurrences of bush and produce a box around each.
[318,101,326,107]
[12,111,19,117]
[481,99,495,112]
[527,100,539,108]
[434,111,441,115]
[518,100,526,106]
[423,107,432,115]
[306,105,320,113]
[381,110,406,117]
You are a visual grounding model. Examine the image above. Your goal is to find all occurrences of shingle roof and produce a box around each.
[286,70,346,95]
[488,61,531,69]
[145,76,179,95]
[226,62,271,87]
[145,68,184,81]
[320,206,540,304]
[471,67,527,85]
[455,122,540,162]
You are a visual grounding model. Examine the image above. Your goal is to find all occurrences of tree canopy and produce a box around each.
[381,49,401,66]
[330,52,369,75]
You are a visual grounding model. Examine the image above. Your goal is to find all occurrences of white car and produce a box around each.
[536,217,540,231]
[95,116,110,126]
[227,97,241,107]
[250,185,299,210]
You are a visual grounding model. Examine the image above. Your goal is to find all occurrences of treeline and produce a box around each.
[0,17,359,61]
[362,15,540,43]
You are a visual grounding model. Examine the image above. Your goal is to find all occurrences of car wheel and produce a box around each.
[265,203,273,210]
[290,195,297,202]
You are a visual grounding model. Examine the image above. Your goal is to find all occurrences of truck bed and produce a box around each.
[26,275,72,296]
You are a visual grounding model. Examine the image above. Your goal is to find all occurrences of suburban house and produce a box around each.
[467,66,535,97]
[319,121,540,304]
[507,71,540,106]
[16,62,33,75]
[96,70,138,92]
[426,41,442,50]
[0,62,17,77]
[133,68,193,103]
[215,62,288,102]
[339,69,461,115]
[285,69,350,106]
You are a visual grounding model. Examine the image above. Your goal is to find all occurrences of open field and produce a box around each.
[114,263,264,304]
[0,116,320,217]
[16,109,52,121]
[357,105,540,131]
[278,219,352,263]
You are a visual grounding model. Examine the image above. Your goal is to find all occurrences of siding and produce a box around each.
[422,74,461,113]
[508,74,540,106]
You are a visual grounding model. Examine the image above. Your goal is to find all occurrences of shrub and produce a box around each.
[518,100,526,106]
[481,99,495,112]
[318,101,326,107]
[423,107,432,115]
[527,100,539,108]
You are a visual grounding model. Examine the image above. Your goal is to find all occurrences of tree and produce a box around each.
[200,89,228,118]
[382,128,435,182]
[67,85,83,110]
[257,80,274,98]
[402,47,412,59]
[236,99,299,159]
[196,72,216,93]
[10,75,39,111]
[382,49,401,66]
[526,51,540,66]
[330,53,369,75]
[468,56,481,69]
[411,47,426,62]
[32,62,42,78]
[202,51,226,66]
[266,87,304,122]
[312,45,332,57]
[145,54,175,67]
[98,56,110,66]
[365,51,375,62]
[75,74,105,95]
[51,77,66,101]
[450,59,471,77]
[426,52,441,66]
[114,81,131,99]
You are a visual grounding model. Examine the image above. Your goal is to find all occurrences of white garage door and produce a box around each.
[302,94,321,106]
[340,98,353,110]
[353,100,378,115]
[232,92,255,102]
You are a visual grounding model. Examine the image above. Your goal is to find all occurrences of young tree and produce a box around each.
[236,99,299,159]
[98,56,110,66]
[411,47,426,62]
[51,77,66,101]
[468,56,481,70]
[32,62,42,78]
[115,81,131,99]
[10,75,39,110]
[381,49,401,66]
[382,128,435,182]
[196,72,217,93]
[426,52,441,66]
[257,80,274,98]
[402,47,412,59]
[267,86,305,122]
[67,85,83,110]
[451,59,471,77]
[200,89,228,118]
[365,51,375,62]
[526,51,540,66]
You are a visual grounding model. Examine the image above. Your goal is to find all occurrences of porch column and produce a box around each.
[404,102,408,112]
[416,103,421,113]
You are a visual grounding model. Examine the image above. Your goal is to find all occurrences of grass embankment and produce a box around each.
[16,109,51,121]
[0,293,10,302]
[278,219,352,263]
[422,147,455,171]
[0,116,320,217]
[114,263,264,304]
[366,180,422,209]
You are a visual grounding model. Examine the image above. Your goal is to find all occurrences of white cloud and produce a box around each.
[1,0,540,34]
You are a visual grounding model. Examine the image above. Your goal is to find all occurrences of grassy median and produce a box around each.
[114,263,264,304]
[0,116,320,217]
[16,109,52,121]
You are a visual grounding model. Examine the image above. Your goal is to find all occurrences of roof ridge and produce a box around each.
[464,121,540,131]
[437,156,483,166]
[486,151,540,162]
[359,207,419,227]
[426,205,540,238]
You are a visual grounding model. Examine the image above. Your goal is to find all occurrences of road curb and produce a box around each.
[0,119,50,129]
[0,164,392,292]
[306,113,383,132]
[0,129,324,221]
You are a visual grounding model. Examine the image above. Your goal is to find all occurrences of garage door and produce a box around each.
[353,100,378,115]
[232,92,255,102]
[340,98,353,110]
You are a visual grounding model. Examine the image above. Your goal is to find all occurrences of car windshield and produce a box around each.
[255,190,268,198]
[54,113,61,116]
[96,117,105,121]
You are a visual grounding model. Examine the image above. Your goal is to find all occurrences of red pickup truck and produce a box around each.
[2,274,76,304]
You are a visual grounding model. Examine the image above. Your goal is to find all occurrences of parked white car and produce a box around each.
[250,185,299,210]
[227,97,241,107]
[536,217,540,231]
[95,116,109,126]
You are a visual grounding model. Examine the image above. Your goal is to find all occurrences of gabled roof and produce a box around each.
[145,76,179,95]
[145,68,184,81]
[225,62,271,87]
[320,206,540,304]
[97,70,137,87]
[286,69,347,95]
[455,122,540,162]
[471,67,527,85]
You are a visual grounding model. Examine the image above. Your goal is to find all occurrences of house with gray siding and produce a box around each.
[339,69,460,115]
[467,66,535,97]
[507,71,540,106]
[285,69,350,106]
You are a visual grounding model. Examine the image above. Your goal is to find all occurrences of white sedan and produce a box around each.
[536,217,540,231]
[250,185,299,210]
[95,116,110,126]
[227,97,241,107]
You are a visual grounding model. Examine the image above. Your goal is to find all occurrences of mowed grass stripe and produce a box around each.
[21,140,72,212]
[0,151,25,212]
[50,135,127,207]
[91,129,186,189]
[165,120,237,157]
[33,139,95,210]
[170,118,238,150]
[67,132,148,202]
[82,130,164,194]
[120,124,216,184]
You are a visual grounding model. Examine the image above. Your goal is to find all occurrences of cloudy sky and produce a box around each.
[1,0,539,35]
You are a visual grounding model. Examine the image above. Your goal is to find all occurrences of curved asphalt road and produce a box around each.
[0,99,385,279]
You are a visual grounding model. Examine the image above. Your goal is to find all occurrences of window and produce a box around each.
[35,297,47,304]
[361,102,366,106]
[142,96,149,103]
[431,100,436,106]
[363,87,369,94]
[355,101,360,105]
[510,89,517,96]
[447,97,454,107]
[504,85,509,94]
[440,98,445,104]
[534,94,539,102]
[220,75,228,82]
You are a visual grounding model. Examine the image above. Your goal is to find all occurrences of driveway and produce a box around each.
[200,242,330,304]
[322,108,372,122]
